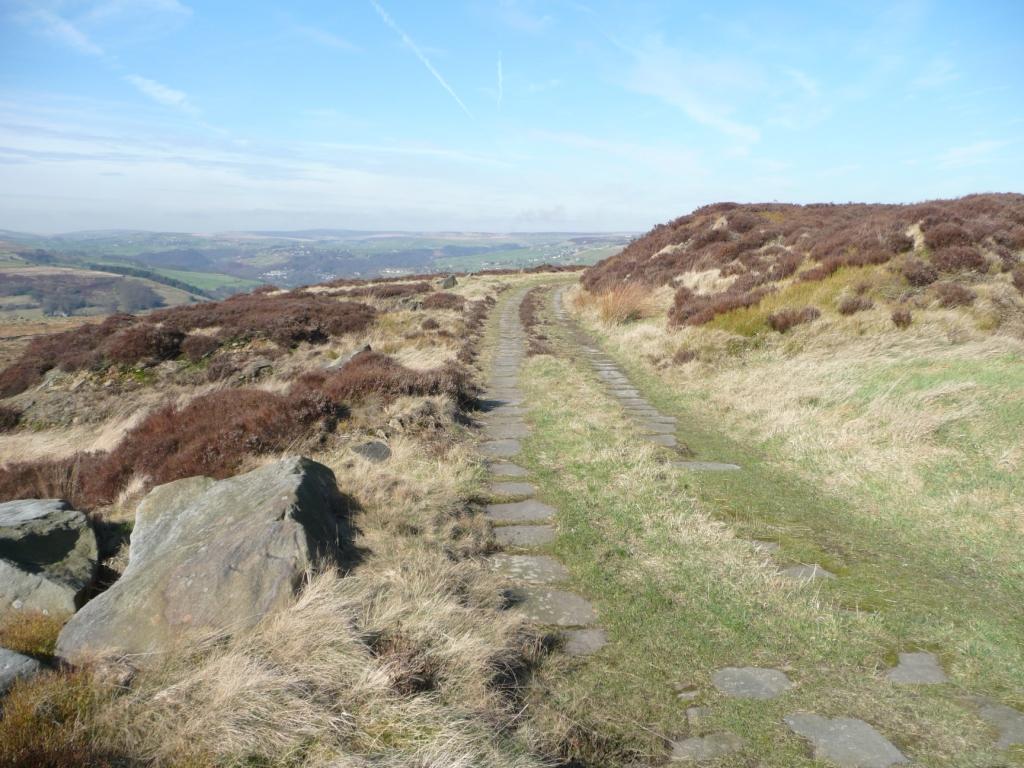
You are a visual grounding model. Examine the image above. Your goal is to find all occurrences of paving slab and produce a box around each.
[648,434,678,448]
[494,525,555,547]
[784,714,907,767]
[886,652,948,684]
[489,481,536,497]
[489,462,529,477]
[562,628,608,656]
[639,421,677,435]
[507,586,597,626]
[671,732,746,762]
[481,439,521,458]
[484,422,531,440]
[750,540,781,554]
[781,564,836,582]
[712,667,793,699]
[488,554,569,583]
[966,696,1024,748]
[673,460,741,471]
[485,499,556,523]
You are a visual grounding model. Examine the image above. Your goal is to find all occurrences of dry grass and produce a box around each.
[569,284,669,326]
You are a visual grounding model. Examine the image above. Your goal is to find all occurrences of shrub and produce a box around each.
[902,258,938,286]
[934,282,977,308]
[295,352,478,410]
[421,318,440,331]
[340,282,431,299]
[1012,268,1024,294]
[102,324,184,366]
[669,285,769,326]
[421,292,466,311]
[0,388,342,509]
[924,222,972,250]
[181,333,222,361]
[593,284,658,324]
[673,348,697,364]
[886,230,915,253]
[837,296,874,315]
[0,670,122,768]
[891,308,913,329]
[768,306,821,332]
[931,246,986,273]
[0,404,22,431]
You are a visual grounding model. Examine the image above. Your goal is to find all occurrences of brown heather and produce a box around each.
[891,308,913,329]
[582,193,1024,327]
[0,405,20,432]
[930,245,987,273]
[0,289,376,396]
[837,295,874,315]
[934,282,977,308]
[1012,267,1024,294]
[768,306,821,333]
[421,291,467,311]
[902,258,938,286]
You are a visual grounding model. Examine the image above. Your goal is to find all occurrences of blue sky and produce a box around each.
[0,0,1021,233]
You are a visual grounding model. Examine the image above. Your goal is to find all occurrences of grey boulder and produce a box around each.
[441,275,458,289]
[56,457,353,663]
[0,499,98,616]
[0,648,41,695]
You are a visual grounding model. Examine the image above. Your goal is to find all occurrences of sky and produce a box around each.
[0,0,1021,234]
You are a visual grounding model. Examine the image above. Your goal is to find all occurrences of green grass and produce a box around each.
[504,285,1023,766]
[147,267,260,292]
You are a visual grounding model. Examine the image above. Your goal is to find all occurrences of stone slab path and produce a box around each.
[482,281,1024,764]
[479,287,606,656]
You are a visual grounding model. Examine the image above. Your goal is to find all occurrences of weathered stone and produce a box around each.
[488,554,568,583]
[493,524,555,547]
[785,714,906,767]
[671,732,745,762]
[562,627,607,656]
[238,357,273,381]
[56,457,352,663]
[673,460,741,472]
[886,652,947,684]
[485,499,555,523]
[484,422,531,440]
[648,433,678,448]
[781,564,836,582]
[489,481,536,497]
[967,696,1024,749]
[712,667,792,699]
[326,344,372,370]
[750,540,781,554]
[507,587,597,626]
[0,499,97,616]
[353,440,391,463]
[441,275,457,289]
[686,706,711,729]
[489,462,529,477]
[0,648,42,695]
[481,439,521,458]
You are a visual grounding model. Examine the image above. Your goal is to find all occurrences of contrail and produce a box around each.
[370,0,473,118]
[497,53,503,108]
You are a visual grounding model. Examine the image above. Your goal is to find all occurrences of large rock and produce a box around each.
[56,457,353,663]
[0,648,42,695]
[0,499,98,616]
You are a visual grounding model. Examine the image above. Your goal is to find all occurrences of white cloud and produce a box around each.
[937,139,1010,168]
[292,24,358,51]
[622,37,760,145]
[497,0,553,33]
[25,9,104,56]
[369,0,473,118]
[124,75,194,112]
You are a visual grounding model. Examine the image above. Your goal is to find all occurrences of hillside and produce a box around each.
[583,193,1024,333]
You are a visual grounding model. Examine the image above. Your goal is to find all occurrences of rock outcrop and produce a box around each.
[0,499,98,616]
[0,648,41,695]
[56,457,353,663]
